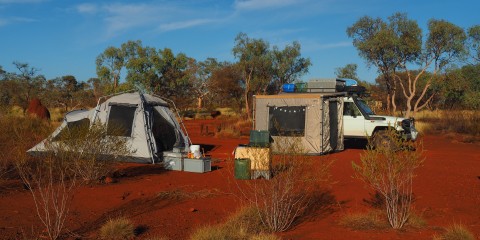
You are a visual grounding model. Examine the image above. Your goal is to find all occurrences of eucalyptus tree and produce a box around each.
[233,32,272,119]
[348,13,466,118]
[10,62,46,113]
[335,63,359,81]
[270,41,311,93]
[468,25,480,62]
[96,46,125,92]
[232,33,310,118]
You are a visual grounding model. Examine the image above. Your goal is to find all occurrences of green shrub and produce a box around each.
[352,129,424,229]
[99,217,135,240]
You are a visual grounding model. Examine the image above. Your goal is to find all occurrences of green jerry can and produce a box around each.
[234,158,251,180]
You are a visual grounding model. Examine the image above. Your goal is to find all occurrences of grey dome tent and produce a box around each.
[28,91,190,163]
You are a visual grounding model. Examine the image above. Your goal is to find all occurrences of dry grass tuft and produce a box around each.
[157,188,220,201]
[339,210,390,230]
[190,206,270,240]
[99,217,135,240]
[416,110,480,142]
[406,212,427,229]
[433,224,475,240]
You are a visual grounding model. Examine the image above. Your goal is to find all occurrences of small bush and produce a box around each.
[0,115,53,179]
[353,129,424,229]
[433,224,475,240]
[406,212,427,229]
[339,210,389,230]
[53,123,131,182]
[99,217,135,240]
[190,206,267,240]
[236,136,333,232]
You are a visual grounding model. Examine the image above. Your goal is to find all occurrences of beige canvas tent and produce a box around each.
[28,91,190,163]
[253,93,345,155]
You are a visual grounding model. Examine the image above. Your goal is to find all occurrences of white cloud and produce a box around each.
[76,3,97,14]
[0,0,45,3]
[74,2,220,39]
[102,3,165,37]
[159,18,214,32]
[234,0,301,10]
[302,40,352,52]
[0,16,36,27]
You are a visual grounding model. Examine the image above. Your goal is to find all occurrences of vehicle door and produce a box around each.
[343,99,365,137]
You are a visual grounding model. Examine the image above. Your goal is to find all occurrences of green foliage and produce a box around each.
[335,63,359,81]
[233,32,310,118]
[352,129,424,229]
[348,13,468,117]
[99,217,135,240]
[468,25,480,62]
[434,224,475,240]
[270,41,311,93]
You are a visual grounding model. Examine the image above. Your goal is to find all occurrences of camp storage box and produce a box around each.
[184,158,211,173]
[235,146,271,171]
[249,130,270,147]
[282,83,295,93]
[164,156,183,171]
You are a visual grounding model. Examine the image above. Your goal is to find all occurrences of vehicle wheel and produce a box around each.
[372,130,395,150]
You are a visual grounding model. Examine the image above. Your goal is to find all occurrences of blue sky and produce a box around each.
[0,0,479,83]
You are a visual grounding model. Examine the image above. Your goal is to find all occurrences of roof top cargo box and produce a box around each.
[306,78,345,93]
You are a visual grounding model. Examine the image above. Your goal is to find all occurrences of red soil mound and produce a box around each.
[26,98,50,120]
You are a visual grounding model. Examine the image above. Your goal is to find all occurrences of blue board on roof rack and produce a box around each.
[282,83,295,93]
[337,78,358,86]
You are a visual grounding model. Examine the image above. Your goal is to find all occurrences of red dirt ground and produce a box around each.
[0,119,479,239]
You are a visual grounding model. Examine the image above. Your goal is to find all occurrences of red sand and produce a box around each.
[0,119,479,239]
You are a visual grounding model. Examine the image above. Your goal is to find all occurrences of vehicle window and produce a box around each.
[343,102,361,116]
[268,106,306,136]
[356,99,375,116]
[107,105,136,137]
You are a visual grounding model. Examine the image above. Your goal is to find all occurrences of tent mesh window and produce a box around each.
[107,105,136,137]
[268,106,306,136]
[53,118,90,141]
[152,109,176,152]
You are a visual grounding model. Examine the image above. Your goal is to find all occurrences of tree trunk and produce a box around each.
[197,97,202,110]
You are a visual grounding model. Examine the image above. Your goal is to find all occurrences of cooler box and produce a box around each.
[164,156,183,171]
[184,158,211,173]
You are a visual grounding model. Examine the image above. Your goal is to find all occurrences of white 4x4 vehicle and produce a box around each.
[343,95,418,146]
